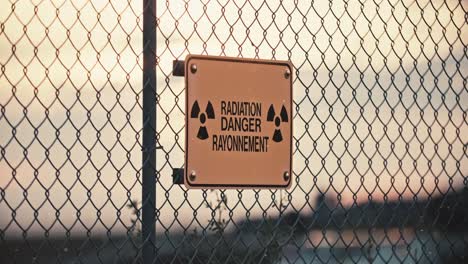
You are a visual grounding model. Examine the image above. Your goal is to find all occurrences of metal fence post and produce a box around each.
[142,0,156,263]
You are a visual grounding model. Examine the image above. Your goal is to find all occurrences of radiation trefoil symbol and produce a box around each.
[267,104,288,142]
[191,100,215,140]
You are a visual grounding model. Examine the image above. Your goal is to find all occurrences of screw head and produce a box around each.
[284,68,291,79]
[283,171,290,181]
[190,64,197,74]
[189,170,196,181]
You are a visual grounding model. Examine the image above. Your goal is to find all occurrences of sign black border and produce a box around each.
[184,55,293,189]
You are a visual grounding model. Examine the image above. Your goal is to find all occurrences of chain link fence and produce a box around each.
[0,0,467,263]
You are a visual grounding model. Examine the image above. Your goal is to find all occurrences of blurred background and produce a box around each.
[0,0,466,263]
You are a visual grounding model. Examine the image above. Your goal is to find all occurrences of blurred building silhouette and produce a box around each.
[281,186,468,232]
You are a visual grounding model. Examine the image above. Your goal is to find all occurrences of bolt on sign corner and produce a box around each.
[184,55,293,189]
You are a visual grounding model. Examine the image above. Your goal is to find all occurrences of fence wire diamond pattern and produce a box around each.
[0,0,467,263]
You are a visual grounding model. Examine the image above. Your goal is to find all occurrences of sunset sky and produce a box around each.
[0,0,466,237]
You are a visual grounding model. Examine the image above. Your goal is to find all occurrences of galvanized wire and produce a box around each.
[0,0,467,263]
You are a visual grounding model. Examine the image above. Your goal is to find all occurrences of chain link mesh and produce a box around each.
[0,0,467,263]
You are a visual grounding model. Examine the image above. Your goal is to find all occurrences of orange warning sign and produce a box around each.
[185,55,293,188]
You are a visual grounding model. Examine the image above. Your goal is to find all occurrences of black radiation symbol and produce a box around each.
[190,100,215,140]
[267,104,288,142]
